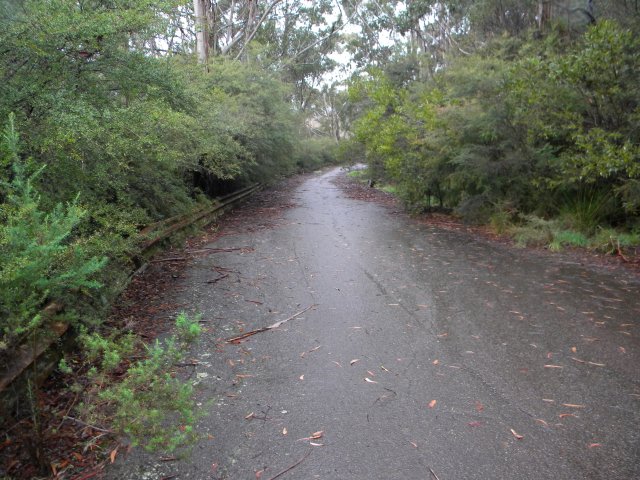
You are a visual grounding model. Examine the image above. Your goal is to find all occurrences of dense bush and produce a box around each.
[348,20,640,235]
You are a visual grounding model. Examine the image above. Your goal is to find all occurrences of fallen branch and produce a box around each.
[615,238,630,263]
[225,304,317,344]
[266,448,312,480]
[187,246,253,254]
[63,416,113,434]
[150,257,187,263]
[206,274,229,284]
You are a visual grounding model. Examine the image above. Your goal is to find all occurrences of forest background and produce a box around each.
[0,0,639,475]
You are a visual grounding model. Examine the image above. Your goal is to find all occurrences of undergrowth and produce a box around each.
[75,312,203,453]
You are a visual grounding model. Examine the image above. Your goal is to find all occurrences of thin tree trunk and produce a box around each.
[194,0,209,64]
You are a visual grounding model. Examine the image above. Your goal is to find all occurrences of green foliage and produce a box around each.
[175,312,202,343]
[558,188,614,235]
[79,329,136,373]
[347,19,640,230]
[591,228,640,254]
[96,337,198,452]
[511,216,556,248]
[80,312,202,452]
[549,230,589,252]
[0,115,106,347]
[294,137,338,172]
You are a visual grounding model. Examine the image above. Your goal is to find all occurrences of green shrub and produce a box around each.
[511,215,556,247]
[558,188,614,235]
[0,115,107,348]
[80,313,203,452]
[175,312,202,343]
[549,230,589,251]
[590,228,640,254]
[96,338,198,452]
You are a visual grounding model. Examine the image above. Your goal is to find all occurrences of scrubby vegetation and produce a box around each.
[344,4,639,253]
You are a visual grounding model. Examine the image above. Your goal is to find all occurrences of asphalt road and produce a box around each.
[110,167,640,479]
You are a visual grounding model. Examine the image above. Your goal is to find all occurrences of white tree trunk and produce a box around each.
[194,0,208,64]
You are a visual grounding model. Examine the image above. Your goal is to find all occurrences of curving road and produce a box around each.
[111,167,640,479]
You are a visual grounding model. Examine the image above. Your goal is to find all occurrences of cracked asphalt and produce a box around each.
[109,167,640,479]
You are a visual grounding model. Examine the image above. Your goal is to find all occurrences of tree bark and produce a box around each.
[194,0,209,64]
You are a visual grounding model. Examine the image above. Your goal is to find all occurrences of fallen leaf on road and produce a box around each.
[559,413,577,418]
[546,352,553,359]
[475,401,484,412]
[428,400,437,408]
[544,365,564,369]
[571,346,577,353]
[110,447,118,464]
[510,429,524,440]
[298,431,324,442]
[282,428,287,435]
[561,403,585,408]
[588,361,605,367]
[433,359,439,365]
[333,361,342,368]
[350,359,359,365]
[588,443,602,448]
[409,441,418,448]
[245,412,255,420]
[365,377,378,384]
[309,442,324,447]
[535,419,548,426]
[619,347,626,354]
[255,469,264,478]
[309,345,322,352]
[468,421,482,427]
[542,398,555,403]
[367,370,375,376]
[299,375,304,380]
[437,332,448,338]
[381,365,390,372]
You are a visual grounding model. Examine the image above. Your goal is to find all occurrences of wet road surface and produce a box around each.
[110,168,640,479]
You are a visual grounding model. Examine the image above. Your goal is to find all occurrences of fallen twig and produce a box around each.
[615,239,630,262]
[150,257,187,263]
[71,469,102,480]
[429,467,441,480]
[225,304,317,344]
[206,273,229,284]
[266,448,312,480]
[63,416,113,434]
[188,246,253,254]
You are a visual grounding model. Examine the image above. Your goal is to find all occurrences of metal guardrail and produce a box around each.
[138,183,260,254]
[0,183,261,404]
